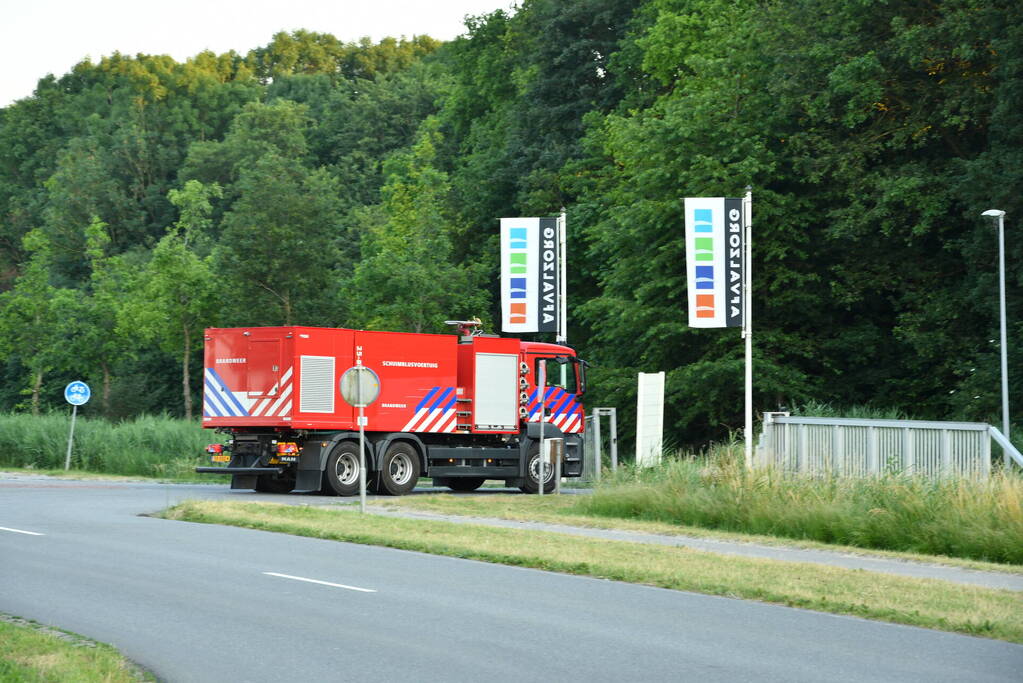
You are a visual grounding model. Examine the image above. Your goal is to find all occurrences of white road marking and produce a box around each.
[263,572,376,593]
[0,526,44,536]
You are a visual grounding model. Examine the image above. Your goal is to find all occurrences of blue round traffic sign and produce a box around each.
[64,381,91,406]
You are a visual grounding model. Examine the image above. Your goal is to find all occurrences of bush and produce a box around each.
[576,442,1023,564]
[0,412,221,480]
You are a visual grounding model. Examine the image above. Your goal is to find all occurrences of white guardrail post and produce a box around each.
[989,426,1023,470]
[757,412,789,468]
[592,408,619,473]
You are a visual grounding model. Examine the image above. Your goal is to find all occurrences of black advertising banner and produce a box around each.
[724,197,744,328]
[537,217,559,333]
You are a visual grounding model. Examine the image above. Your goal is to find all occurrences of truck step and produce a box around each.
[195,466,286,475]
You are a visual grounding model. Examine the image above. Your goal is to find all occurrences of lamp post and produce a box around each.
[982,209,1009,441]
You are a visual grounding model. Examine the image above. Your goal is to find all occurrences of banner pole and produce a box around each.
[743,188,753,469]
[557,208,567,345]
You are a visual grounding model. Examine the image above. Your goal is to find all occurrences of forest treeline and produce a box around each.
[0,0,1020,447]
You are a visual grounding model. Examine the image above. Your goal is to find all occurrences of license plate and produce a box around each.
[211,455,230,463]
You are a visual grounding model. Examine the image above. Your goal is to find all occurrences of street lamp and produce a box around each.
[982,209,1009,440]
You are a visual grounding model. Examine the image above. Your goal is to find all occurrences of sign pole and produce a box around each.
[65,405,78,471]
[743,188,753,469]
[555,438,561,495]
[356,359,367,514]
[359,402,366,514]
[339,360,379,515]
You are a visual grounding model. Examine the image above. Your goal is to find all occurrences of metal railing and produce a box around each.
[583,408,618,482]
[755,413,1023,478]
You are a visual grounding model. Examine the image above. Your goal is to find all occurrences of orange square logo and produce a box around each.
[509,302,527,324]
[695,294,715,318]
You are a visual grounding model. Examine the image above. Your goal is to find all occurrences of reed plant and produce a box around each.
[0,412,220,480]
[576,441,1023,564]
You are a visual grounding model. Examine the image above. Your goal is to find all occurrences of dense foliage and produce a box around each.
[0,0,1019,447]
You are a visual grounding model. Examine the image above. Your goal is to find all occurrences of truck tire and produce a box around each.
[255,474,295,494]
[519,445,556,494]
[374,442,421,496]
[324,442,362,497]
[447,477,485,492]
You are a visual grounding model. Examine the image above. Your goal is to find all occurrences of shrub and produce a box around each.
[0,412,220,480]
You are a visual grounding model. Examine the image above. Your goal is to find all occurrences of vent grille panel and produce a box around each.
[300,356,335,413]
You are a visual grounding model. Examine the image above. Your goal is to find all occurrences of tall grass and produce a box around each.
[576,442,1023,564]
[0,412,221,480]
[794,399,909,420]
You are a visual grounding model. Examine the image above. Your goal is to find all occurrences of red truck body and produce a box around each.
[199,325,586,495]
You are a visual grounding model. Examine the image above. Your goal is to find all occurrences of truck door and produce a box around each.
[529,356,583,433]
[247,339,281,397]
[474,352,519,431]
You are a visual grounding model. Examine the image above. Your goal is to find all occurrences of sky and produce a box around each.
[0,0,515,106]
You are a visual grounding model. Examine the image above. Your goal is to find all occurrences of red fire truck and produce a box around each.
[196,322,586,495]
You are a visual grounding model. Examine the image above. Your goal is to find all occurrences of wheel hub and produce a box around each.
[336,453,359,485]
[389,453,413,486]
[530,456,552,484]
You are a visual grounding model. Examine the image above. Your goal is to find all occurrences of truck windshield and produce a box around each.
[535,358,577,393]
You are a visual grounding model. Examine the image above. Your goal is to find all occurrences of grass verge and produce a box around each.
[0,614,153,682]
[162,499,1023,643]
[380,494,1023,575]
[582,444,1023,564]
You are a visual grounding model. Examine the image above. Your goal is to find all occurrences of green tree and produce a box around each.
[269,62,451,213]
[42,136,143,281]
[55,216,135,415]
[215,155,342,325]
[179,99,312,206]
[569,0,1023,444]
[124,181,222,419]
[0,230,65,414]
[246,31,440,83]
[0,78,70,277]
[347,119,489,332]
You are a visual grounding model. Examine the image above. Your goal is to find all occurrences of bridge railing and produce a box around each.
[755,413,1022,478]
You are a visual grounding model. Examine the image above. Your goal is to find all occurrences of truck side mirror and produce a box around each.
[574,358,588,395]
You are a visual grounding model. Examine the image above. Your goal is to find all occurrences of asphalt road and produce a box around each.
[1,476,1020,682]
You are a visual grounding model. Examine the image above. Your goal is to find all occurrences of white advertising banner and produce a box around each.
[500,217,559,333]
[684,197,744,328]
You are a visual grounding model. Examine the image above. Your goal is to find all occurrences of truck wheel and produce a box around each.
[375,442,421,496]
[520,446,556,494]
[447,477,485,492]
[324,442,362,496]
[255,474,295,494]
